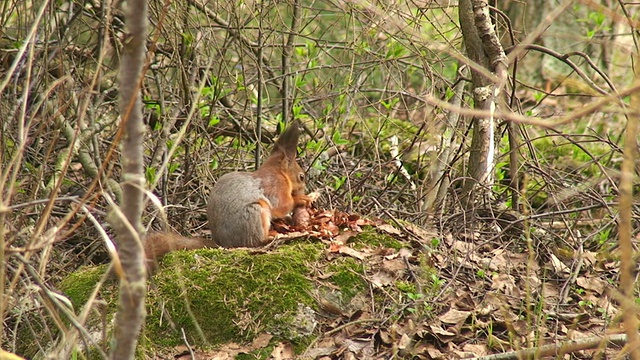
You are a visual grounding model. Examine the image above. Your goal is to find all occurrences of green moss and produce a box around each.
[324,257,366,300]
[277,240,325,261]
[47,239,373,356]
[351,227,404,250]
[146,242,323,348]
[15,265,115,359]
[396,280,416,294]
[58,265,113,310]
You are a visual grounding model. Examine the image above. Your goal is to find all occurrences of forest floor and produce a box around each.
[148,205,626,360]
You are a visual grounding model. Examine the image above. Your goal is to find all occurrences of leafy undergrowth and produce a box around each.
[123,207,625,359]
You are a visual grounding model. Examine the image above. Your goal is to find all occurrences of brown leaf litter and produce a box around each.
[159,207,627,359]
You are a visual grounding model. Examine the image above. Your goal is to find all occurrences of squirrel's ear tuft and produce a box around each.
[272,120,301,158]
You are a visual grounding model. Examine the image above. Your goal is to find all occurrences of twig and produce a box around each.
[422,79,640,128]
[281,0,302,125]
[180,328,196,360]
[506,44,612,95]
[468,333,627,360]
[389,135,416,191]
[302,318,383,357]
[187,0,282,90]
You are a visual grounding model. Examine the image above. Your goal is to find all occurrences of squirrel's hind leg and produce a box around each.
[211,199,271,248]
[256,199,272,245]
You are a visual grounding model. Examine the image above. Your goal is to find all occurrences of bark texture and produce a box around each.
[459,0,508,205]
[109,0,148,358]
[619,60,640,359]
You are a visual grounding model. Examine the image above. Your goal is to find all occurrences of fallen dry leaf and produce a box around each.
[338,245,367,260]
[428,324,456,343]
[376,329,393,346]
[397,333,413,351]
[439,308,471,326]
[271,342,295,360]
[424,345,446,359]
[549,253,570,274]
[333,230,358,245]
[491,273,519,297]
[462,343,489,357]
[381,257,407,273]
[342,338,369,353]
[576,276,608,295]
[370,270,394,288]
[251,333,273,350]
[377,223,402,236]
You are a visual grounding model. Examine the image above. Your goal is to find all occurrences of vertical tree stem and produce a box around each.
[619,61,640,359]
[109,0,148,358]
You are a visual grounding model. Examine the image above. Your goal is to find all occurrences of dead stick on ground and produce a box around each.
[468,334,627,360]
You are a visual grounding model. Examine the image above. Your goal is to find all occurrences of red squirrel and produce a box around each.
[143,121,312,269]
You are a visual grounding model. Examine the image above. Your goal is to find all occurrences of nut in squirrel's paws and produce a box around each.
[293,207,311,228]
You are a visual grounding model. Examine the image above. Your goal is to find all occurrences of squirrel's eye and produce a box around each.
[298,173,305,182]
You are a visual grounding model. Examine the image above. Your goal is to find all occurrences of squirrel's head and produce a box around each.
[269,120,306,192]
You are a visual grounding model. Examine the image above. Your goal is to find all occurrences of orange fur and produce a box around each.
[143,232,212,271]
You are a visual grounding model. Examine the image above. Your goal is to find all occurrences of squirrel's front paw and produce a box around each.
[295,191,320,207]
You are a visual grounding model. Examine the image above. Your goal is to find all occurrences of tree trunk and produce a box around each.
[618,54,640,360]
[459,0,508,206]
[109,0,148,358]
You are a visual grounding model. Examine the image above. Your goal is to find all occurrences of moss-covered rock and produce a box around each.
[14,265,114,358]
[59,264,115,311]
[47,231,436,358]
[145,242,323,348]
[49,239,375,354]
